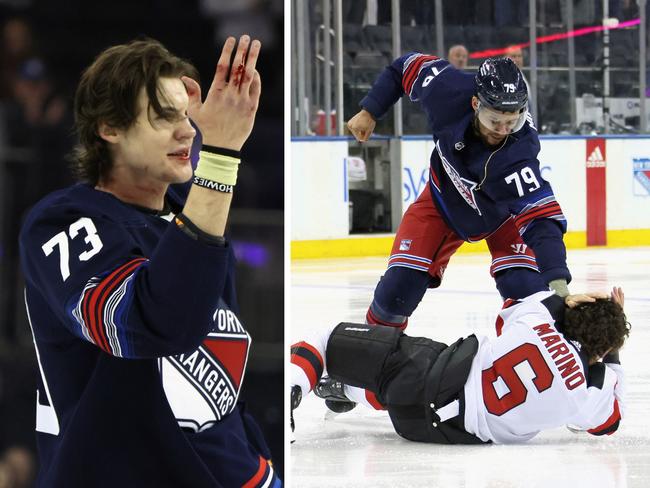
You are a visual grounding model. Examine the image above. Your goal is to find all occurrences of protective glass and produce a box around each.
[476,101,527,135]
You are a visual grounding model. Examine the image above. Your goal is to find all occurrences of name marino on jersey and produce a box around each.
[532,322,585,390]
[465,291,624,443]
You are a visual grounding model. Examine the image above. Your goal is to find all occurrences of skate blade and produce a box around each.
[324,409,345,421]
[566,424,587,434]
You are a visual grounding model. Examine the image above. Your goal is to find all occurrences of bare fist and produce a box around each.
[347,109,376,142]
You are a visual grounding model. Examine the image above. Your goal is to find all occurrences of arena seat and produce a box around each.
[364,25,393,56]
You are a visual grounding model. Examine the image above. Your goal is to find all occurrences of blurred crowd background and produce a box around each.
[293,0,647,136]
[0,1,284,486]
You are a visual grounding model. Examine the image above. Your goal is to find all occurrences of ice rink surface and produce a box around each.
[290,247,650,488]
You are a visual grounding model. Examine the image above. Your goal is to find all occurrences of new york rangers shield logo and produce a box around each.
[399,239,412,251]
[159,303,251,432]
[633,157,650,196]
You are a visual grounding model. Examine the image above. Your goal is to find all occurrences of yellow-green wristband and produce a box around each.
[195,151,241,186]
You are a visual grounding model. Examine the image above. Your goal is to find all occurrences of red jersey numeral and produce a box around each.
[482,343,553,416]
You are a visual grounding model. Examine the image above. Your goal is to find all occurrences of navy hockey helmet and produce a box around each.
[475,57,528,113]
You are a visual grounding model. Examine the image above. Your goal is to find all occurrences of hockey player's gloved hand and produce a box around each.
[347,109,376,142]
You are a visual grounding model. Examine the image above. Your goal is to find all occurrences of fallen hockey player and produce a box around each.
[291,288,628,444]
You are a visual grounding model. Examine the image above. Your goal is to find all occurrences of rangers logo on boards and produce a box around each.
[633,157,650,196]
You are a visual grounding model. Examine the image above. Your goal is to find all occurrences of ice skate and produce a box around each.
[314,376,357,414]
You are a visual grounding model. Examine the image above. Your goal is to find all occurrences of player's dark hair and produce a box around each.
[563,299,630,361]
[71,38,198,184]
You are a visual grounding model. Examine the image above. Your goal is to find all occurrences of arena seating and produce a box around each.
[339,21,639,134]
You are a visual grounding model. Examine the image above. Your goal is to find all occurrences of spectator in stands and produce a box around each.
[6,57,73,194]
[0,447,35,488]
[447,44,468,69]
[1,57,73,341]
[505,45,535,123]
[505,45,524,70]
[0,17,36,100]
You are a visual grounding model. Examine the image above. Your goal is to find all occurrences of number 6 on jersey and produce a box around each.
[482,343,554,416]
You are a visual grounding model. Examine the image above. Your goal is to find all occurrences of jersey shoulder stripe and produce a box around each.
[401,54,439,98]
[76,257,148,356]
[514,197,566,234]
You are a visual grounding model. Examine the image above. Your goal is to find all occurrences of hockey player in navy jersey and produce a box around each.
[291,287,629,444]
[19,36,281,487]
[348,55,573,331]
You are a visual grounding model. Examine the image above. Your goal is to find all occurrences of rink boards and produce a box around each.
[291,135,650,258]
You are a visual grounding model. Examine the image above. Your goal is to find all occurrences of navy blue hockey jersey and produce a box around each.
[20,184,280,487]
[361,54,570,284]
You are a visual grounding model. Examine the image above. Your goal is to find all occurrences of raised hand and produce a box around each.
[347,109,376,142]
[610,286,624,310]
[182,35,262,150]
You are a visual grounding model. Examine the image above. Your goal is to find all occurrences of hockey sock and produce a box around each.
[367,266,434,328]
[366,302,408,330]
[344,386,386,410]
[290,325,336,396]
[290,342,324,397]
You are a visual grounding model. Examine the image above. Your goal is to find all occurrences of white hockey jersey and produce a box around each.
[463,291,625,443]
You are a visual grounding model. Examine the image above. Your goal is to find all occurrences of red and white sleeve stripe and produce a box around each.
[401,53,439,99]
[513,196,566,235]
[72,257,147,357]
